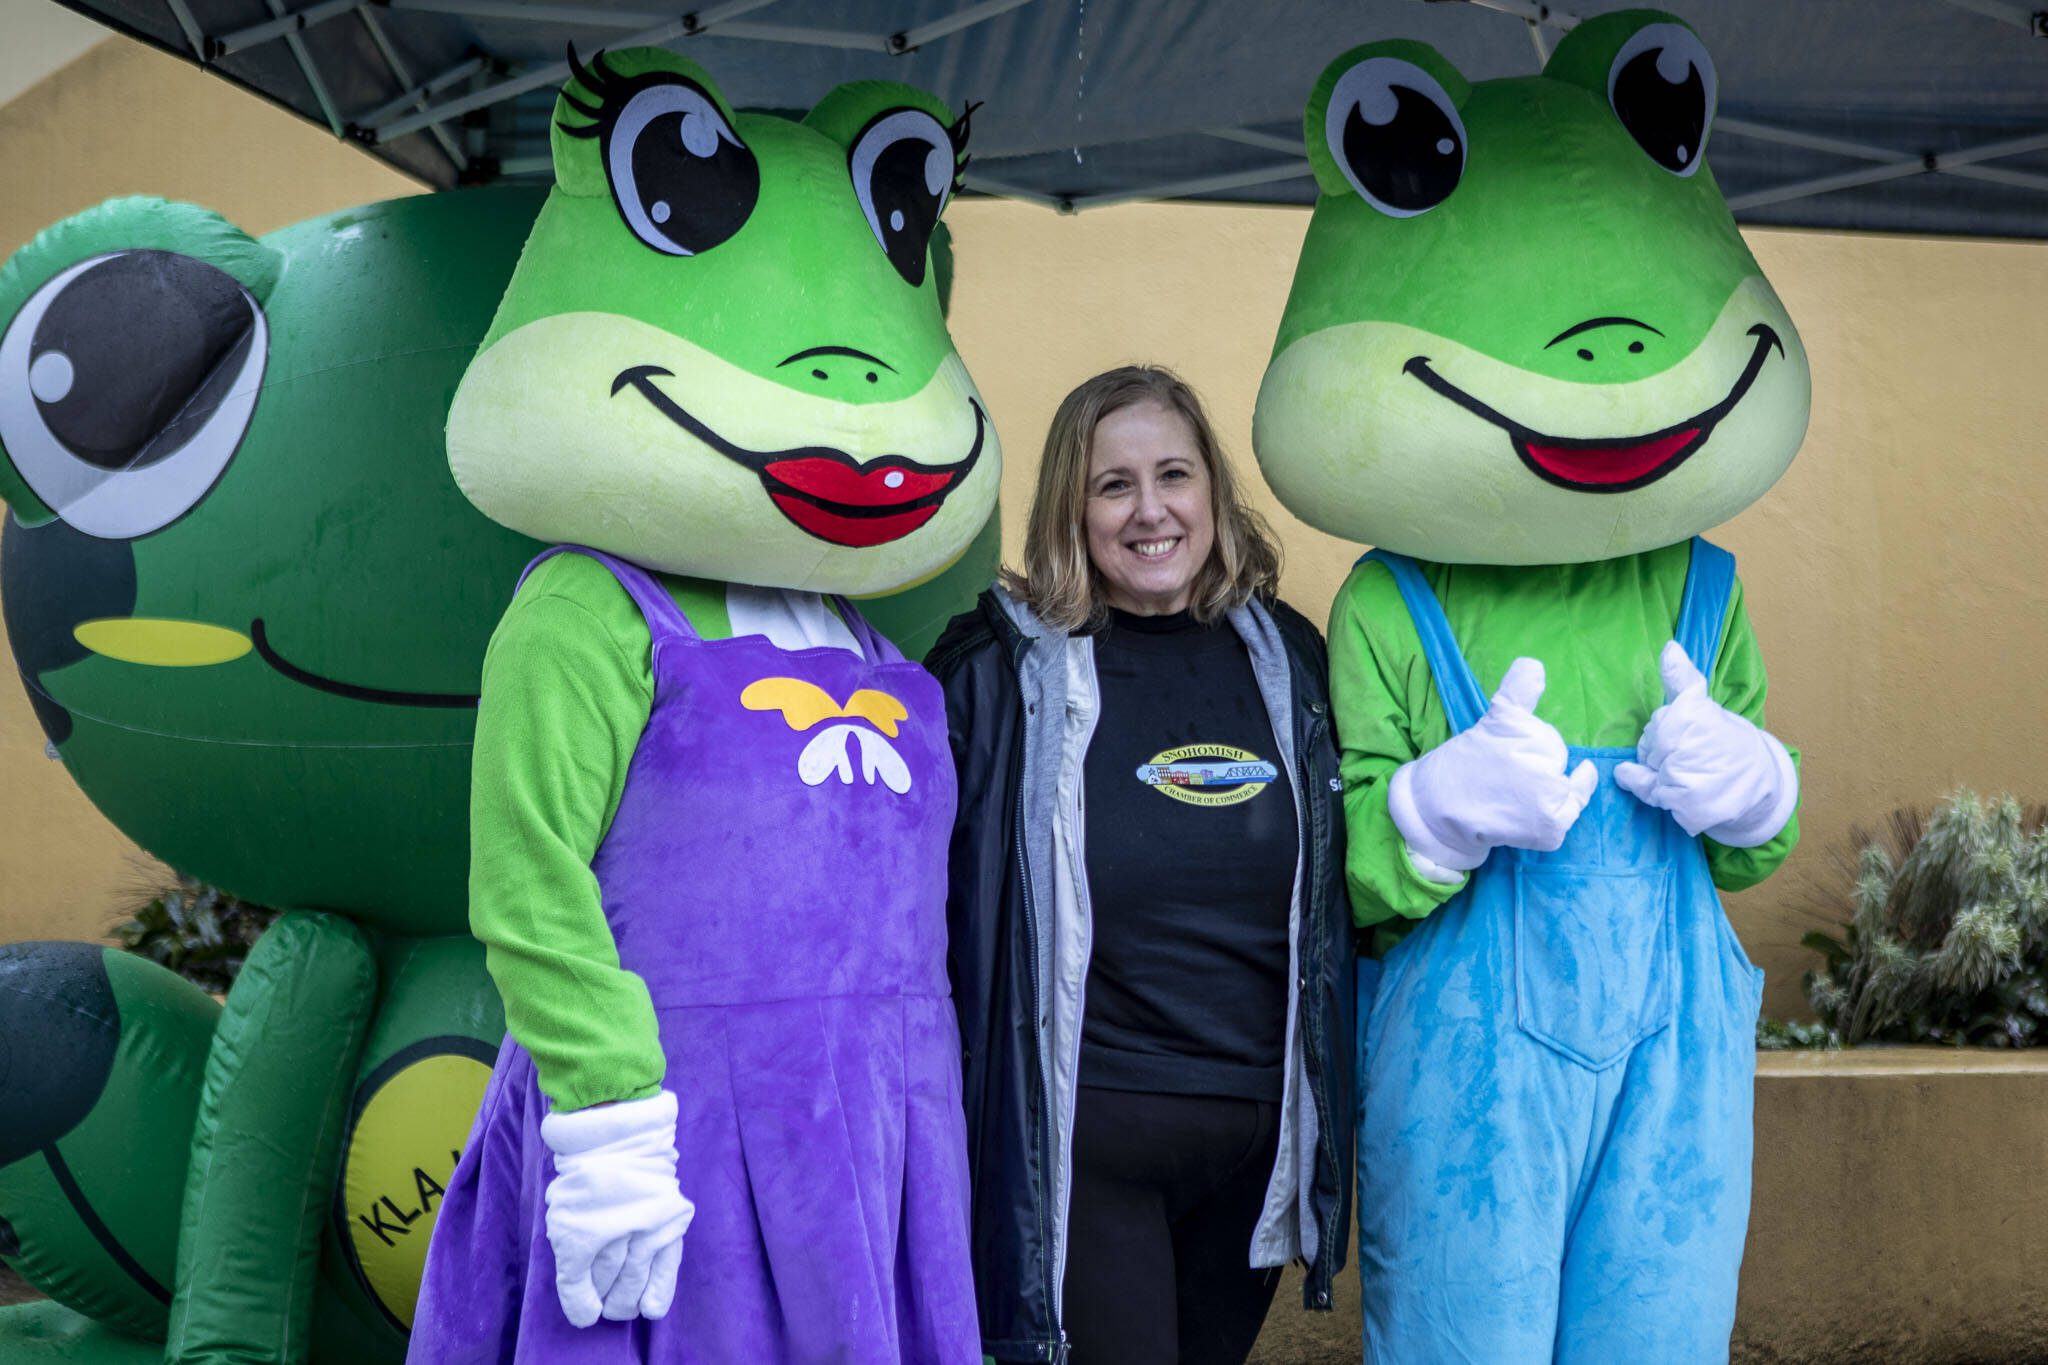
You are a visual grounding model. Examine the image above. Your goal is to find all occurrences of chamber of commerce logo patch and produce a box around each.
[1135,744,1279,807]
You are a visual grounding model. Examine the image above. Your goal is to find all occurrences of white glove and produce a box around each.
[1614,641,1798,846]
[540,1090,694,1328]
[1388,657,1599,880]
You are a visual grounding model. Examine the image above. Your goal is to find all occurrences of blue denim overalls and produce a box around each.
[1355,539,1765,1363]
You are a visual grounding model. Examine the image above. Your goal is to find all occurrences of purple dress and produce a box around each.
[410,548,979,1364]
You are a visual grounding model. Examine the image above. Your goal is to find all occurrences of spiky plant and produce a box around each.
[1800,792,2048,1047]
[110,871,280,995]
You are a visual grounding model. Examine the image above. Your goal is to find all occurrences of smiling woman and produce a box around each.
[1003,368,1275,633]
[929,366,1355,1365]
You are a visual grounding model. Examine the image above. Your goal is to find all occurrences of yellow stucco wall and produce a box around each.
[4,30,2046,1017]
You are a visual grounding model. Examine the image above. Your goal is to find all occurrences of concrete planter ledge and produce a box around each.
[1250,1047,2048,1364]
[1738,1046,2048,1364]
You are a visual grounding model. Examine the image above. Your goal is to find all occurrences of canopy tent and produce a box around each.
[37,0,2048,236]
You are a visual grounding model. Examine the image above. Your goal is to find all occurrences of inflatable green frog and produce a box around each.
[0,182,992,1362]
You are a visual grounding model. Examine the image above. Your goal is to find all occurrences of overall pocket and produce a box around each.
[1513,862,1676,1070]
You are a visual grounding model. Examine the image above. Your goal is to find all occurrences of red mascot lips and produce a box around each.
[612,365,986,547]
[1404,324,1783,494]
[758,458,961,548]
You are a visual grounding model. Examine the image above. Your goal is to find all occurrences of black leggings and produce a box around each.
[1060,1087,1283,1365]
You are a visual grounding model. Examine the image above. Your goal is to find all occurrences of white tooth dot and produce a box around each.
[1436,137,1455,156]
[884,470,906,489]
[29,351,74,403]
[651,200,672,224]
[889,209,906,233]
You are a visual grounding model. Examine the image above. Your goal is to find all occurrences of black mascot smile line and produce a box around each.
[612,364,987,547]
[1404,324,1784,494]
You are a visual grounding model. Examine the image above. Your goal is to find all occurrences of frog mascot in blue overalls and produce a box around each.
[1253,11,1807,1361]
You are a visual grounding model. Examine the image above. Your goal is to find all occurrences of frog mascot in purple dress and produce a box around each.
[407,48,999,1364]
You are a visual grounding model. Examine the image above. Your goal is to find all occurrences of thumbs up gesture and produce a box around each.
[1614,641,1798,846]
[1389,657,1600,879]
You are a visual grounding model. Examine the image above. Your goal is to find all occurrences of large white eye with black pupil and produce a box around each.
[605,80,758,256]
[0,251,266,540]
[1608,23,1716,177]
[1325,57,1466,218]
[850,109,954,286]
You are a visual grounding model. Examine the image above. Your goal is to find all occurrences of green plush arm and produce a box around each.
[1702,577,1801,891]
[1327,565,1469,934]
[467,554,675,1113]
[164,912,374,1365]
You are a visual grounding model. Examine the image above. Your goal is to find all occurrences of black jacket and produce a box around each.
[928,588,1355,1363]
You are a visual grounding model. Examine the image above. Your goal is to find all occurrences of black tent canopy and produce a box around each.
[48,0,2048,237]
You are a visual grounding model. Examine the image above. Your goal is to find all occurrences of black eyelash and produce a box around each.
[950,100,980,194]
[556,45,628,140]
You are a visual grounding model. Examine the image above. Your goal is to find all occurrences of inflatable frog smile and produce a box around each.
[1255,14,1810,564]
[447,48,998,594]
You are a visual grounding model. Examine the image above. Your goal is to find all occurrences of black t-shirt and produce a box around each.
[1079,607,1298,1101]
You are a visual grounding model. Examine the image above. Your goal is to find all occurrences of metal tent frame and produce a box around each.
[44,0,2048,235]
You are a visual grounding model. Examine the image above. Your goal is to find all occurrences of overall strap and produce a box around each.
[515,545,699,643]
[1359,550,1488,734]
[831,595,901,666]
[1673,537,1736,675]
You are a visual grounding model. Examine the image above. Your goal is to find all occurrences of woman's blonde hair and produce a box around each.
[1002,366,1282,633]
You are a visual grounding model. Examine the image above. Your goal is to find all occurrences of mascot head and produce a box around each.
[1254,10,1810,565]
[448,49,1000,596]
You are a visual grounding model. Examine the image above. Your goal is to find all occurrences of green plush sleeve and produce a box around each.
[1327,564,1468,933]
[1703,574,1801,892]
[468,555,666,1113]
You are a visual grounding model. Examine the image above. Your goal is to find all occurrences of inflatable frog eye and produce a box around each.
[1608,22,1717,176]
[560,52,759,257]
[0,250,266,539]
[849,106,963,285]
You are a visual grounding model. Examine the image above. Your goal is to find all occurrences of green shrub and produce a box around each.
[110,872,280,994]
[1756,1016,1836,1050]
[1795,791,2048,1047]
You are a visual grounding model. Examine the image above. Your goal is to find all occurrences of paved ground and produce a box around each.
[1247,1272,1355,1362]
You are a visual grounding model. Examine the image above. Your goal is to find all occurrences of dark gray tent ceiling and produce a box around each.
[46,0,2048,237]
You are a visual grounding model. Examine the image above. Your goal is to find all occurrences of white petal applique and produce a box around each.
[798,724,859,786]
[852,727,913,794]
